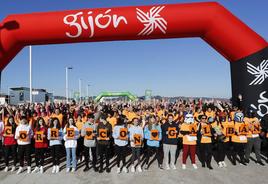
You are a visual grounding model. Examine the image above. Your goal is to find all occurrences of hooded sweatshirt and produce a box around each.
[15,123,33,145]
[81,121,97,147]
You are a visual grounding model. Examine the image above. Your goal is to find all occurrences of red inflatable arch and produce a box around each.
[0,2,267,116]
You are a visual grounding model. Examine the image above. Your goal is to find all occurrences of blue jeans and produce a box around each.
[66,147,77,169]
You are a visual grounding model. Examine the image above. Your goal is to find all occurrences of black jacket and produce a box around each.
[161,121,180,145]
[97,122,112,145]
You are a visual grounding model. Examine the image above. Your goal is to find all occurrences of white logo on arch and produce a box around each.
[136,6,167,36]
[247,59,268,85]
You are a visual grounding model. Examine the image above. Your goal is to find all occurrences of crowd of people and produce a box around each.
[0,98,267,175]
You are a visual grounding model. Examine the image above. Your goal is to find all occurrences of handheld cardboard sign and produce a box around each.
[119,128,128,140]
[168,127,177,139]
[35,131,44,143]
[67,128,75,139]
[19,131,28,142]
[239,124,249,135]
[134,134,142,146]
[85,128,93,140]
[189,124,197,136]
[4,126,12,137]
[99,129,107,140]
[50,128,59,140]
[202,125,211,136]
[151,129,159,140]
[226,125,235,136]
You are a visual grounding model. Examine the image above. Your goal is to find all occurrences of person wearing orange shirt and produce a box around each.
[122,106,129,118]
[230,106,239,121]
[107,112,118,128]
[212,114,233,168]
[180,114,198,170]
[231,111,248,166]
[50,108,63,127]
[205,107,215,120]
[127,107,137,122]
[244,110,264,166]
[40,111,49,127]
[197,115,214,170]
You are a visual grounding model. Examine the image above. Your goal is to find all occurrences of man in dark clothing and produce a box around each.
[161,114,179,170]
[97,113,112,173]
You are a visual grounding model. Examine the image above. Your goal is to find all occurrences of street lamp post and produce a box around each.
[65,67,73,103]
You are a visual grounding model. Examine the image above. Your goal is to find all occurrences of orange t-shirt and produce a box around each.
[50,113,63,126]
[232,122,248,143]
[180,123,197,145]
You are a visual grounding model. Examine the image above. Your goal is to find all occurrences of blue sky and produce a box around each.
[0,0,267,98]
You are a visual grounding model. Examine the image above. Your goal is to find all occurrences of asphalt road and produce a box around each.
[0,153,266,184]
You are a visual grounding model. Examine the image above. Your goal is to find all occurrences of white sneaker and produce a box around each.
[192,164,198,169]
[170,164,176,170]
[66,168,70,173]
[144,164,149,170]
[71,168,76,172]
[4,166,9,172]
[11,166,16,172]
[137,165,142,172]
[218,162,223,168]
[130,165,135,173]
[52,166,56,174]
[77,159,81,164]
[27,166,31,174]
[40,166,44,174]
[222,161,227,167]
[32,167,39,173]
[17,167,23,174]
[122,167,128,173]
[182,164,186,170]
[116,167,121,174]
[165,164,170,170]
[55,165,60,173]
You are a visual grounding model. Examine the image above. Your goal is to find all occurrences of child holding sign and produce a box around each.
[144,115,163,170]
[47,117,63,174]
[112,115,129,174]
[81,114,98,172]
[2,116,17,172]
[32,117,48,173]
[15,116,33,174]
[63,117,80,173]
[129,117,143,173]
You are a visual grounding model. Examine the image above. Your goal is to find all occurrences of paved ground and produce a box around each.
[0,154,267,184]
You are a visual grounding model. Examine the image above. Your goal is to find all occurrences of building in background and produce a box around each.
[9,87,53,105]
